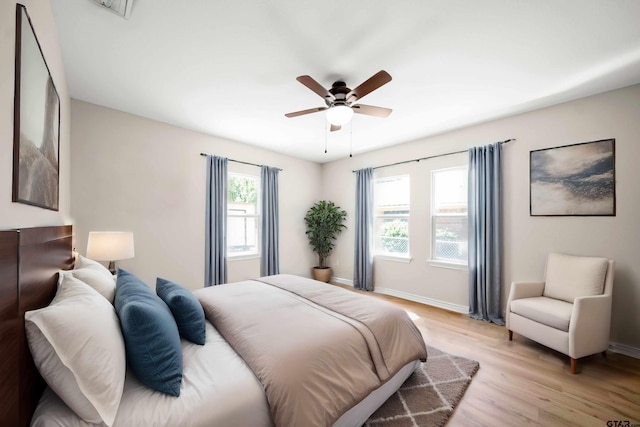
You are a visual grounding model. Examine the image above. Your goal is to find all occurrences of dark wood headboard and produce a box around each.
[0,225,73,427]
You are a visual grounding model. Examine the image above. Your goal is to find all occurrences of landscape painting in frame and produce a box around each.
[530,139,615,216]
[12,4,60,211]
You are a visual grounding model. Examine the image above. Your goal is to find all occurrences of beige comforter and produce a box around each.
[194,274,427,427]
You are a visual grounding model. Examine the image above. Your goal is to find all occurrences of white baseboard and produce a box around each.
[331,276,354,286]
[374,287,469,314]
[608,341,640,359]
[331,276,468,314]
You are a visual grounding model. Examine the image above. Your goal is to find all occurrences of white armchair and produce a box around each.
[506,252,614,374]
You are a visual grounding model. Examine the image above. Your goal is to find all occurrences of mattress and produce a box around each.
[30,321,273,427]
[334,359,421,427]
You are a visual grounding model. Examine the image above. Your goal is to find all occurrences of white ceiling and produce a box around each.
[50,0,640,163]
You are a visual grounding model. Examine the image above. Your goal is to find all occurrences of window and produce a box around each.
[374,175,410,257]
[227,173,260,258]
[431,166,468,265]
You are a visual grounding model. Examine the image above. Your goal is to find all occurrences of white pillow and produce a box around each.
[75,254,113,277]
[25,273,126,426]
[66,268,116,303]
[72,255,116,302]
[73,254,113,276]
[543,252,609,303]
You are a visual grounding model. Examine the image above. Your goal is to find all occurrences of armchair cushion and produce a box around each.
[543,253,608,303]
[510,297,573,332]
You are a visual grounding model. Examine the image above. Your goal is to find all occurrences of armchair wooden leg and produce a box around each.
[570,358,578,374]
[508,330,513,341]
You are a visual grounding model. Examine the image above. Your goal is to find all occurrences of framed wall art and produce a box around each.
[12,4,61,211]
[530,138,615,216]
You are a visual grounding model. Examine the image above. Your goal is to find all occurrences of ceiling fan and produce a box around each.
[285,70,393,132]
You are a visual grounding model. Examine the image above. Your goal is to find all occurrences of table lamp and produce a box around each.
[86,231,135,274]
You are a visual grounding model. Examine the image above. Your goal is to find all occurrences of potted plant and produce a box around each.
[304,200,347,282]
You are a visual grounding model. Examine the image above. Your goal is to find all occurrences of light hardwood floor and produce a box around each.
[336,284,640,427]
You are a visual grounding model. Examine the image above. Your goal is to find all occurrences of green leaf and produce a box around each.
[304,200,347,268]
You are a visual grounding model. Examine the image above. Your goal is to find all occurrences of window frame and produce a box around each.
[373,174,411,261]
[430,166,468,268]
[227,172,261,260]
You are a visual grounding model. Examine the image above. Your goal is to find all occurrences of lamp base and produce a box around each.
[108,261,116,276]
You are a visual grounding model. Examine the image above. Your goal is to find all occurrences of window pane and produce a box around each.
[375,217,409,254]
[434,168,467,214]
[375,176,409,207]
[227,173,260,256]
[432,166,468,265]
[227,215,258,254]
[434,215,468,262]
[374,175,410,256]
[228,175,258,208]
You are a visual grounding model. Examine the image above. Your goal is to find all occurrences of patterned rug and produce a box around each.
[365,346,479,427]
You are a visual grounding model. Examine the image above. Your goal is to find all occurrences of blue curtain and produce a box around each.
[260,166,280,276]
[354,167,374,291]
[205,155,228,286]
[468,143,504,324]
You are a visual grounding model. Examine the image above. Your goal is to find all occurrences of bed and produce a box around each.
[0,225,428,427]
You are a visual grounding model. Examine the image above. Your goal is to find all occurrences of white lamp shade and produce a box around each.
[86,231,135,261]
[326,105,354,126]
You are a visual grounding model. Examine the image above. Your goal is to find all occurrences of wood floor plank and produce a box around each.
[334,284,640,426]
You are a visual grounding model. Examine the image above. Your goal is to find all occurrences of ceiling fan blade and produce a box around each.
[352,104,392,118]
[347,70,392,102]
[296,75,334,101]
[285,106,327,118]
[330,124,341,132]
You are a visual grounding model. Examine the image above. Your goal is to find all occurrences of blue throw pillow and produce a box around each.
[114,269,182,396]
[156,278,206,345]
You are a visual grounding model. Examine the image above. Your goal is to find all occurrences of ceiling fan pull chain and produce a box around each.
[349,120,353,158]
[324,120,328,154]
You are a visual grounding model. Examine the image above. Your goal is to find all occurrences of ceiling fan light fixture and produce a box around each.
[326,105,353,126]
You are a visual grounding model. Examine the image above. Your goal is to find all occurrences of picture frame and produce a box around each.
[87,0,134,19]
[12,3,61,211]
[530,139,615,216]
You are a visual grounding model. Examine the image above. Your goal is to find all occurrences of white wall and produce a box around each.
[322,84,640,349]
[0,0,70,228]
[70,100,322,290]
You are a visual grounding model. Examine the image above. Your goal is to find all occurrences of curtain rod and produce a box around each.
[199,153,283,171]
[352,138,516,172]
